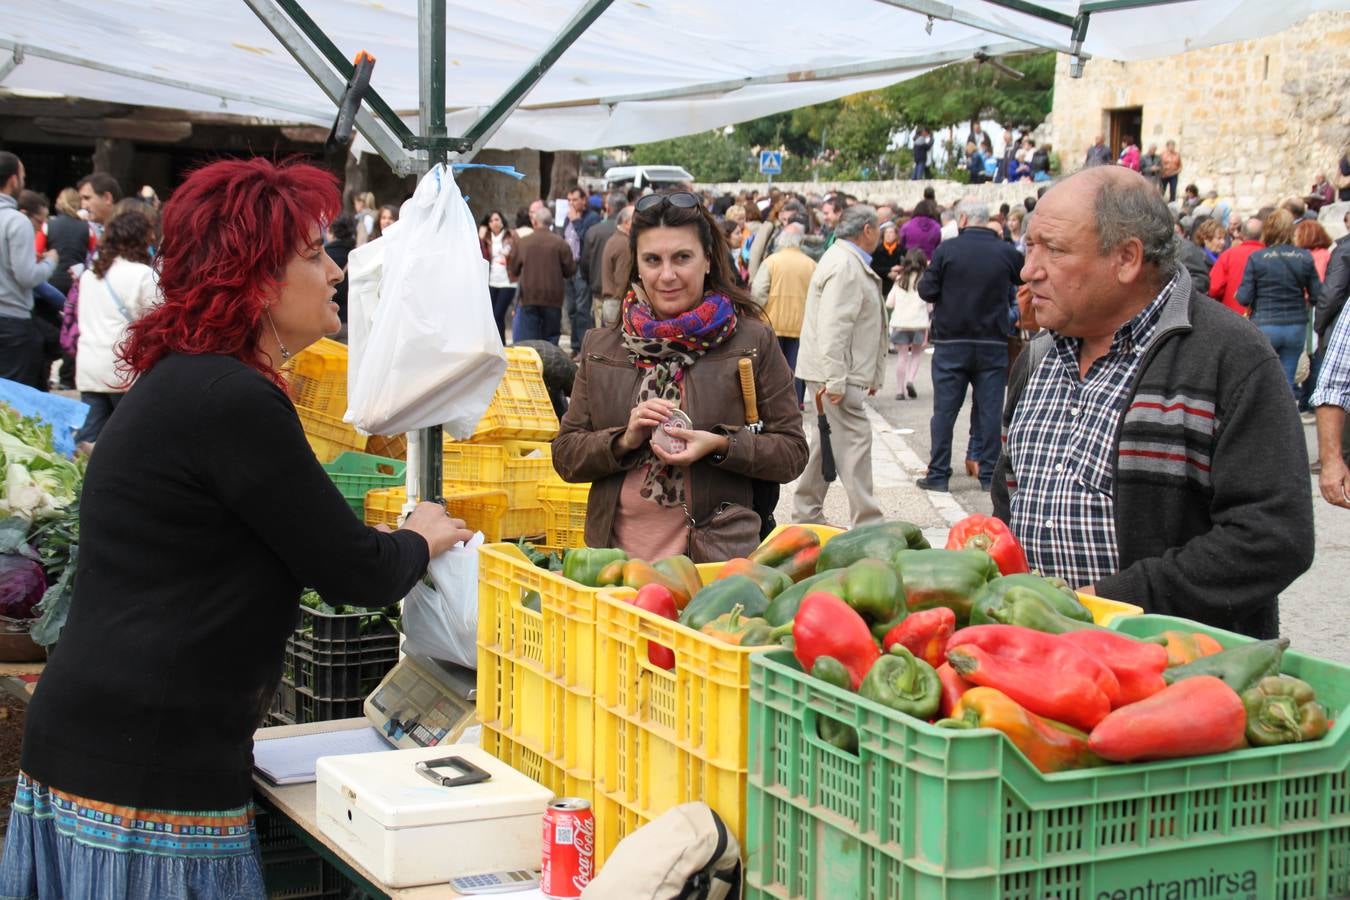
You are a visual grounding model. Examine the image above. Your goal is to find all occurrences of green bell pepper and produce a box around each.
[678,575,769,630]
[763,571,843,626]
[969,573,1093,625]
[858,645,941,720]
[841,558,903,624]
[562,548,628,587]
[1162,637,1290,692]
[978,586,1107,635]
[816,521,930,572]
[1242,675,1330,746]
[890,548,1000,624]
[811,656,860,753]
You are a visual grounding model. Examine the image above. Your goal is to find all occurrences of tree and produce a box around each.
[620,51,1055,183]
[882,52,1055,131]
[628,129,752,183]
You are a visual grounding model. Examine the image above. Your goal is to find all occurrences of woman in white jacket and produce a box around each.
[886,248,931,400]
[76,209,157,445]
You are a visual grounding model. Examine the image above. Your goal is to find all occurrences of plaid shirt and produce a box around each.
[1007,277,1176,587]
[1311,290,1350,411]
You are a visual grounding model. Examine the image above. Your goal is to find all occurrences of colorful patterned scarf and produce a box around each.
[620,289,737,507]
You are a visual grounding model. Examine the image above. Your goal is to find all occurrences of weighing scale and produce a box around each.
[363,654,478,748]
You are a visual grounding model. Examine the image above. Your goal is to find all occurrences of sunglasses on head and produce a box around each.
[635,191,700,214]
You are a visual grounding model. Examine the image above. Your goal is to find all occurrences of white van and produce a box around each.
[603,165,694,192]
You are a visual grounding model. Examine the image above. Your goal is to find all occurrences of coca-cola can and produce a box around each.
[540,797,595,899]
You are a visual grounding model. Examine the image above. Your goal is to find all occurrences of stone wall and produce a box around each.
[690,178,1043,212]
[1043,10,1350,214]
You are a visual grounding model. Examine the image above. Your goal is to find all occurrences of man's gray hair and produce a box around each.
[616,206,634,226]
[533,207,553,229]
[777,225,805,249]
[835,204,878,241]
[1093,179,1179,278]
[607,192,628,214]
[957,198,990,225]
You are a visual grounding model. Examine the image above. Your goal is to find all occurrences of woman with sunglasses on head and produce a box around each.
[553,191,808,562]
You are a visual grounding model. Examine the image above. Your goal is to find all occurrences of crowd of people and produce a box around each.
[0,131,1349,897]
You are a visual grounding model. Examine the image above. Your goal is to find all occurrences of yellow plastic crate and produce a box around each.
[295,403,366,463]
[465,346,559,443]
[539,481,590,551]
[1079,592,1143,625]
[477,541,604,853]
[500,506,546,540]
[362,486,508,541]
[365,432,406,461]
[476,541,600,694]
[284,338,349,418]
[442,440,554,506]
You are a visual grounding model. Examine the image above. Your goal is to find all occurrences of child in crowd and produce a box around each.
[886,249,931,400]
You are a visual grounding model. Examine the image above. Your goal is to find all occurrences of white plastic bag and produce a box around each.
[401,532,483,669]
[347,164,506,437]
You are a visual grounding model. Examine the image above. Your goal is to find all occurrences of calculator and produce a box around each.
[449,869,539,894]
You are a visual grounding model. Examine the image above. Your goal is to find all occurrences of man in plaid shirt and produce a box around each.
[993,167,1312,639]
[1312,278,1350,507]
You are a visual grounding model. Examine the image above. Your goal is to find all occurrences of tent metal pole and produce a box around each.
[868,0,1078,55]
[451,0,615,161]
[0,45,22,84]
[0,36,334,124]
[976,0,1074,27]
[242,0,423,174]
[516,40,1038,111]
[415,0,447,505]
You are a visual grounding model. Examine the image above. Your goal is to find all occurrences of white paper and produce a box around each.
[254,727,393,785]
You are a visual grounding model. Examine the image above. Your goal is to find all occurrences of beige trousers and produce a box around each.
[792,382,884,528]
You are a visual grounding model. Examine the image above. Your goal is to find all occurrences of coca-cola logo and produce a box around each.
[572,815,596,890]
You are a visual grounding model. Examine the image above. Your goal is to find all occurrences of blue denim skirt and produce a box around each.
[0,773,265,899]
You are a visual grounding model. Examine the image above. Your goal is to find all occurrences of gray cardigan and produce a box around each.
[993,268,1313,638]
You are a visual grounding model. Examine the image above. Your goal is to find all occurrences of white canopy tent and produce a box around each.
[2,0,1345,162]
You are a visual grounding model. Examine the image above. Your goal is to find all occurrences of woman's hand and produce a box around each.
[616,398,677,454]
[650,427,729,466]
[400,502,474,556]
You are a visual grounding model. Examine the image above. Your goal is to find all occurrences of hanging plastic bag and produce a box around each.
[347,164,506,437]
[400,531,483,669]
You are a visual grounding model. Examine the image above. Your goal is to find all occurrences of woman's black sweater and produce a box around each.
[21,353,428,809]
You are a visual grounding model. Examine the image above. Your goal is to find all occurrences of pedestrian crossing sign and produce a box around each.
[759,150,783,175]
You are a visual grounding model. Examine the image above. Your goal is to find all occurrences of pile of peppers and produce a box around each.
[552,517,1333,774]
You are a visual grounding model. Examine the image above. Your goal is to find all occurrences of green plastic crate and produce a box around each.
[322,452,406,516]
[745,614,1350,900]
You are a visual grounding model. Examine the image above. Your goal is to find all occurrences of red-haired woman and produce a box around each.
[0,158,470,899]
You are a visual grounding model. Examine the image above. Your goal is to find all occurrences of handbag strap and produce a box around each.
[103,277,134,323]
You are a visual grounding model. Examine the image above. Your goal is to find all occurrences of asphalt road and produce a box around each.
[867,345,1350,667]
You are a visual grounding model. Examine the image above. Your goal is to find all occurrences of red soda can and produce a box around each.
[540,797,595,898]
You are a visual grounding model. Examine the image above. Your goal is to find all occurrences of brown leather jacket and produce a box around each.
[552,316,808,553]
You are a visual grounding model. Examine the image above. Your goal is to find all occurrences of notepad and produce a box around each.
[254,727,394,785]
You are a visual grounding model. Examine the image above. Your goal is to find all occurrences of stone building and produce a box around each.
[1043,10,1350,213]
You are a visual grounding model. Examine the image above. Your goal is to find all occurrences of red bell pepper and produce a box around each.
[629,583,678,670]
[937,662,973,718]
[882,607,956,668]
[945,625,1120,731]
[945,514,1029,576]
[1089,676,1247,763]
[1058,630,1169,707]
[791,593,881,690]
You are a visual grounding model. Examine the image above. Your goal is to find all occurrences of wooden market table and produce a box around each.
[253,717,480,900]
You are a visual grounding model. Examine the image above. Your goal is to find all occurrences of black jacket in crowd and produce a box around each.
[917,226,1024,343]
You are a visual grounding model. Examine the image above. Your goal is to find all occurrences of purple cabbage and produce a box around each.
[0,553,47,620]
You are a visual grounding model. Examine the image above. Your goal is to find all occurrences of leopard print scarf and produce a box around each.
[620,288,737,507]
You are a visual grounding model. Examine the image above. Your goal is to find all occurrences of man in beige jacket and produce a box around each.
[793,204,887,527]
[751,223,814,407]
